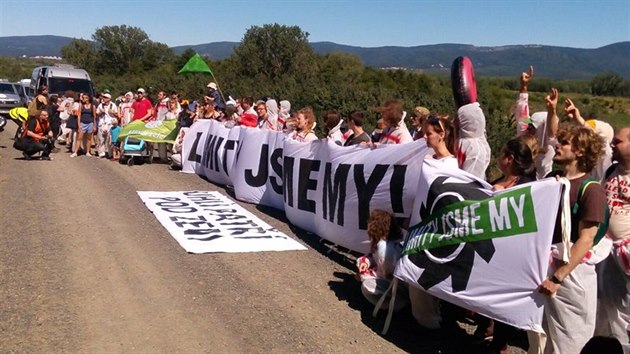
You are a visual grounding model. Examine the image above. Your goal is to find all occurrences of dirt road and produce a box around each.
[0,126,525,353]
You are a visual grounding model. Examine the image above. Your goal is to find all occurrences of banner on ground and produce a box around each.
[137,190,306,253]
[394,159,562,332]
[119,119,179,143]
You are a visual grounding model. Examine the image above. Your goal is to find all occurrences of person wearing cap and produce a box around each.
[131,88,153,122]
[205,82,225,111]
[96,93,118,157]
[410,106,430,140]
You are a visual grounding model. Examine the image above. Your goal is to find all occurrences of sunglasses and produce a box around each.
[428,116,445,132]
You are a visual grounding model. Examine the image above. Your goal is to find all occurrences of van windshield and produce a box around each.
[48,78,93,96]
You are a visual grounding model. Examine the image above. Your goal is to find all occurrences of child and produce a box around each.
[356,209,408,310]
[110,118,121,160]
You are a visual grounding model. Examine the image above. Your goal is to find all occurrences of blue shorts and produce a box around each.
[80,122,94,133]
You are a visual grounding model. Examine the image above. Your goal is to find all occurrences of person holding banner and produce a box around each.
[290,107,318,142]
[472,137,537,353]
[537,88,607,354]
[356,210,408,310]
[410,106,430,141]
[257,99,279,131]
[278,100,291,130]
[237,97,258,128]
[423,115,457,166]
[377,100,413,145]
[325,110,345,145]
[343,111,371,146]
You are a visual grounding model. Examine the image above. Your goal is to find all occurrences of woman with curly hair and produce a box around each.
[355,210,407,310]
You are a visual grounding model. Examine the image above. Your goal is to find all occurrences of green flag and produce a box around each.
[119,120,179,143]
[178,53,213,75]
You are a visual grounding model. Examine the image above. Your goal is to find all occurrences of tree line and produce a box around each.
[3,23,626,176]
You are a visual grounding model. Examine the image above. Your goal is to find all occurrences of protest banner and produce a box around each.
[182,120,241,186]
[394,159,562,332]
[138,191,306,253]
[282,138,428,254]
[232,127,286,209]
[119,119,179,143]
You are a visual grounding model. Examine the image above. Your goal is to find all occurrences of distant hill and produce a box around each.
[0,35,74,57]
[171,41,630,80]
[2,35,629,79]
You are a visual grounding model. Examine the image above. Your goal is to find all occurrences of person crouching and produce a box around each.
[20,110,54,160]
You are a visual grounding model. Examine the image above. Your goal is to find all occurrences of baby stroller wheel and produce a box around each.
[147,154,153,164]
[127,157,135,166]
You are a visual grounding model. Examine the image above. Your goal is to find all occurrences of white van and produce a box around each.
[30,64,95,97]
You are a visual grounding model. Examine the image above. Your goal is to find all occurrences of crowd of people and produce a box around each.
[8,68,630,354]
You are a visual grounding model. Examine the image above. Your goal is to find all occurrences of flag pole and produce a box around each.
[209,72,227,105]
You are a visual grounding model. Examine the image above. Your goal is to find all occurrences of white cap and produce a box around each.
[207,82,217,90]
[137,88,146,94]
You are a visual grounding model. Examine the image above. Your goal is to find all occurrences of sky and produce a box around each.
[0,0,628,49]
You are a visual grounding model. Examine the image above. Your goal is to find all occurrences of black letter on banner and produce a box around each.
[269,148,284,194]
[222,140,237,176]
[298,158,320,213]
[323,162,350,226]
[390,165,406,214]
[202,134,215,169]
[245,144,269,187]
[283,156,295,207]
[354,164,389,229]
[187,132,203,162]
[212,136,224,172]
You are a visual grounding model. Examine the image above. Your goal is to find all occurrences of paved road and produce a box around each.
[0,125,526,353]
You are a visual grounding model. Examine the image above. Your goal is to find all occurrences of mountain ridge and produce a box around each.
[1,35,628,79]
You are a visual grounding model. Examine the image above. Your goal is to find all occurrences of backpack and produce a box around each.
[572,178,609,246]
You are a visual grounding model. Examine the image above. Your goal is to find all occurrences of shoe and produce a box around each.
[86,152,93,157]
[70,153,77,158]
[98,152,106,158]
[22,152,32,160]
[41,156,53,161]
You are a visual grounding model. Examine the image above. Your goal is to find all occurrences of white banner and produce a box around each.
[137,191,307,253]
[394,159,562,332]
[182,120,241,186]
[181,123,431,254]
[182,120,211,175]
[232,127,286,209]
[282,139,428,254]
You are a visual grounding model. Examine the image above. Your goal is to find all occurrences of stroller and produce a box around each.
[119,137,153,166]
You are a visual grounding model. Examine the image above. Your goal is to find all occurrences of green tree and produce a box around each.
[91,25,173,75]
[60,39,98,73]
[591,72,629,96]
[231,23,317,100]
